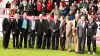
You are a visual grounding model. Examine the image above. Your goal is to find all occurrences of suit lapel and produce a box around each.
[7,18,11,24]
[61,21,65,27]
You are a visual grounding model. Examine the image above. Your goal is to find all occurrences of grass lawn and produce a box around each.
[0,39,100,56]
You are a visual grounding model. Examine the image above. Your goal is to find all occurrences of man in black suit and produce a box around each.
[2,14,11,49]
[35,14,44,49]
[42,15,51,49]
[50,15,60,50]
[76,16,88,54]
[28,16,36,48]
[11,13,21,48]
[87,15,98,55]
[19,13,29,48]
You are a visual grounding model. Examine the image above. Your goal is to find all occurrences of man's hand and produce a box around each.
[20,32,22,34]
[3,31,6,34]
[12,32,15,34]
[62,35,64,37]
[44,33,46,35]
[53,30,55,32]
[93,35,96,39]
[35,32,37,34]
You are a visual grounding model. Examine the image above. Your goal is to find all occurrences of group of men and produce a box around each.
[2,13,98,55]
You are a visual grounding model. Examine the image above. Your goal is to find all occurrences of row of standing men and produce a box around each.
[2,13,98,55]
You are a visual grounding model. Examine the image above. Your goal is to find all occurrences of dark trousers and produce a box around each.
[12,30,19,48]
[87,36,96,53]
[28,30,35,48]
[3,32,10,48]
[42,31,51,49]
[52,34,59,50]
[19,29,28,48]
[78,37,86,53]
[36,34,43,48]
[60,35,66,51]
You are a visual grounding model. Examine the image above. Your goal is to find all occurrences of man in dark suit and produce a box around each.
[35,14,44,49]
[28,16,36,48]
[19,13,29,48]
[2,14,11,49]
[42,15,51,49]
[59,16,66,51]
[76,16,88,54]
[87,15,98,55]
[50,15,61,50]
[11,13,21,48]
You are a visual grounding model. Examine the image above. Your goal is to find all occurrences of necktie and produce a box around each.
[82,22,84,28]
[22,19,27,29]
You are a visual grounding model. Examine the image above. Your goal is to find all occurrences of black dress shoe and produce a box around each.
[81,52,84,54]
[52,48,55,50]
[3,47,7,49]
[77,52,81,54]
[47,48,50,49]
[19,46,22,49]
[13,47,16,49]
[55,48,58,50]
[42,48,45,49]
[47,47,50,49]
[24,47,27,48]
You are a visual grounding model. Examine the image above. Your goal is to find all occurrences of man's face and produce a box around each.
[72,3,74,6]
[75,15,79,19]
[23,14,27,18]
[60,17,63,22]
[47,15,50,20]
[32,16,35,20]
[15,14,19,19]
[39,14,42,19]
[88,16,92,21]
[7,14,10,19]
[81,16,85,21]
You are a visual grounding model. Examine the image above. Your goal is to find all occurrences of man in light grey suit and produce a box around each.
[76,16,88,54]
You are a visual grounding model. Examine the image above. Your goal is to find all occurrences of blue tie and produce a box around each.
[22,19,27,29]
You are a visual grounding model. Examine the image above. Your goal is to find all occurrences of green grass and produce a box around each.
[0,39,100,56]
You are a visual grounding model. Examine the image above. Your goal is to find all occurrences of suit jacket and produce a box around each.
[43,20,51,34]
[35,19,45,35]
[2,18,11,33]
[66,21,73,38]
[20,18,29,31]
[87,20,98,37]
[50,20,61,37]
[28,19,36,32]
[11,18,22,33]
[72,19,80,36]
[76,21,88,38]
[60,21,66,37]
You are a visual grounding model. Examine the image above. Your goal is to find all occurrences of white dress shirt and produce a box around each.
[31,20,35,30]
